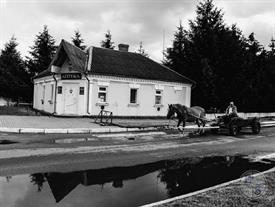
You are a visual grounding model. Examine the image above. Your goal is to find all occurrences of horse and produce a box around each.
[166,104,206,129]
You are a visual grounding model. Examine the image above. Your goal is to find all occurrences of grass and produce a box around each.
[0,106,38,116]
[158,169,275,207]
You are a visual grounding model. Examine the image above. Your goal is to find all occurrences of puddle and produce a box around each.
[0,139,18,144]
[0,156,274,207]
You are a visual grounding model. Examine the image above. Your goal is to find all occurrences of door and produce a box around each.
[63,83,78,115]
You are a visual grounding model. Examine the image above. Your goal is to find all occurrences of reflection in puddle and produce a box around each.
[0,156,274,207]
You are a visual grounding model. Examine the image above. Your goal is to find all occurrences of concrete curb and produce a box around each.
[141,166,275,207]
[0,121,274,134]
[0,126,157,134]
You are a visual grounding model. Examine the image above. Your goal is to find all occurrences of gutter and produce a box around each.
[52,73,58,114]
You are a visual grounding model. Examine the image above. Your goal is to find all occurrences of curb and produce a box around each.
[0,121,274,134]
[0,126,157,134]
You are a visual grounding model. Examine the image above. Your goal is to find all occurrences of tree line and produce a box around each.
[1,0,274,112]
[0,26,149,103]
[164,0,275,112]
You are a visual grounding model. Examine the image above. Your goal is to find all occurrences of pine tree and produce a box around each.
[163,21,188,75]
[71,30,86,50]
[268,37,275,57]
[0,36,31,100]
[137,41,149,57]
[164,0,251,110]
[100,30,115,49]
[26,25,56,76]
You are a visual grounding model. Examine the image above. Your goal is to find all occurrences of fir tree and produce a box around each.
[0,36,31,100]
[268,37,275,56]
[26,25,56,76]
[100,30,115,49]
[71,30,86,50]
[164,0,248,110]
[163,21,187,74]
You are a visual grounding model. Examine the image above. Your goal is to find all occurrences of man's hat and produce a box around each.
[230,101,234,105]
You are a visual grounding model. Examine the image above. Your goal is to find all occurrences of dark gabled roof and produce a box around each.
[91,47,194,84]
[35,40,195,85]
[34,40,86,79]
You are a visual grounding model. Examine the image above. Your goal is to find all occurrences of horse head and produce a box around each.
[167,104,176,119]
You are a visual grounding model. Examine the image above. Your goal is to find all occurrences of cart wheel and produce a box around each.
[252,122,261,134]
[229,125,238,136]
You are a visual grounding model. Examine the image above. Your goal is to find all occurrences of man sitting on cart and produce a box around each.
[217,101,238,125]
[226,101,238,118]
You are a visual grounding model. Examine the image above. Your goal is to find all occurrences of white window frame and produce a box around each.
[41,84,45,105]
[98,86,108,103]
[130,88,138,104]
[49,84,54,104]
[155,89,163,105]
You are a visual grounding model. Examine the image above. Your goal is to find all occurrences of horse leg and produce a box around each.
[177,119,181,128]
[196,119,200,127]
[200,119,206,135]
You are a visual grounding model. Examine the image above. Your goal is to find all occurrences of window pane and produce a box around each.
[155,95,161,104]
[57,86,62,94]
[130,89,137,103]
[156,90,162,94]
[79,87,84,95]
[98,92,106,102]
[99,87,106,91]
[51,84,54,100]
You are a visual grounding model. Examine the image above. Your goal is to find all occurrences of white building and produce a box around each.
[33,40,194,117]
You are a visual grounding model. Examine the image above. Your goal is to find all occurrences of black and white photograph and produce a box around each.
[0,0,275,206]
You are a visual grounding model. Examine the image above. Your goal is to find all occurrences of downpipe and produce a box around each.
[85,73,90,115]
[52,73,57,115]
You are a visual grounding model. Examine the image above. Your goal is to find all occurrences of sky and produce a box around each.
[0,0,275,63]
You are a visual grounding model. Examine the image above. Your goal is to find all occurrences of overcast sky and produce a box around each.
[0,0,275,62]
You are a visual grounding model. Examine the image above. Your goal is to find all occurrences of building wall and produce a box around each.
[33,73,191,117]
[33,77,56,113]
[89,75,191,117]
[33,56,192,117]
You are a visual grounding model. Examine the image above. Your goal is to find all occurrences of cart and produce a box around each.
[210,115,261,136]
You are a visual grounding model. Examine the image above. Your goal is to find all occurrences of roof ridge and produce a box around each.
[61,39,86,54]
[93,45,140,55]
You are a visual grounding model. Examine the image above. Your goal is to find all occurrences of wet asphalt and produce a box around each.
[0,127,275,176]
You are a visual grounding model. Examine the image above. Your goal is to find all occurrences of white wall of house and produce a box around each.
[33,73,191,117]
[33,77,56,113]
[88,75,191,117]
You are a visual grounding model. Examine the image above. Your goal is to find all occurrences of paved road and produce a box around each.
[0,128,275,176]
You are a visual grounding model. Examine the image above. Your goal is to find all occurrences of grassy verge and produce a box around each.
[157,169,275,207]
[0,106,38,116]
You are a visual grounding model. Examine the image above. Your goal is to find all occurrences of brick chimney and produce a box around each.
[118,44,129,52]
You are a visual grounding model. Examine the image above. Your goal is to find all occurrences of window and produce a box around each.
[155,90,162,105]
[79,87,84,95]
[57,86,62,94]
[48,84,54,104]
[98,87,107,102]
[50,84,54,100]
[130,88,138,104]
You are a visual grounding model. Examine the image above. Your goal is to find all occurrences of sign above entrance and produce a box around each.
[61,73,82,80]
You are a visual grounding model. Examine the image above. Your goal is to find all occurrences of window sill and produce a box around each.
[96,102,109,106]
[154,104,164,107]
[128,103,139,107]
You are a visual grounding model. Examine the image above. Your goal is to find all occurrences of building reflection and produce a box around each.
[31,161,165,203]
[30,156,271,204]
